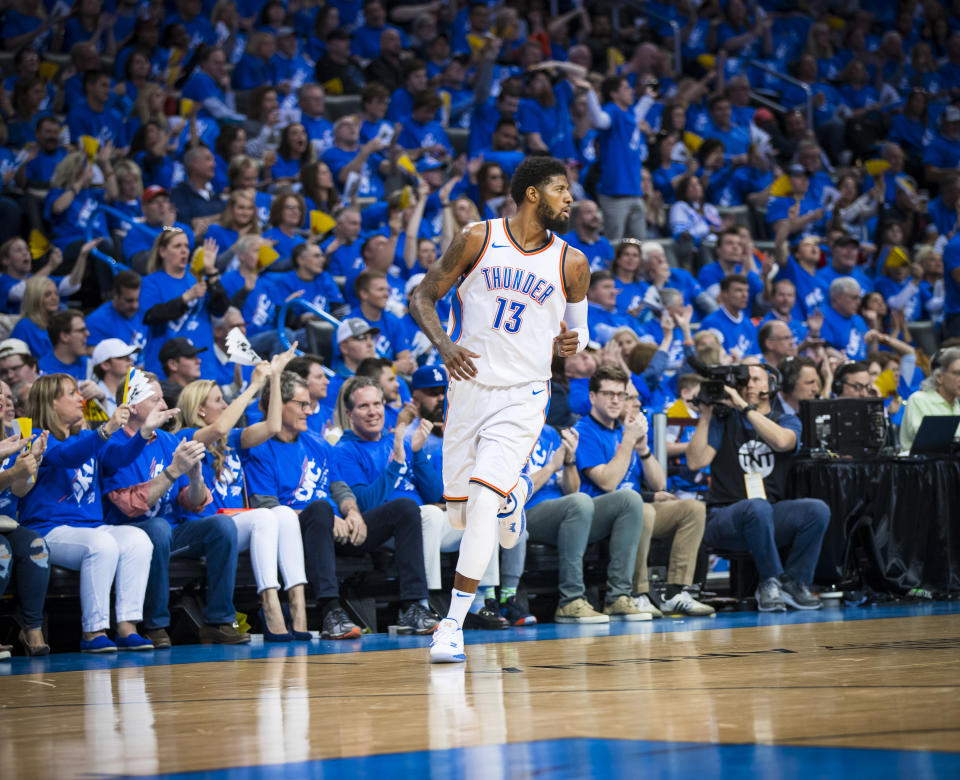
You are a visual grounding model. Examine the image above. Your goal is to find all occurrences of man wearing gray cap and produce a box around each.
[327,318,379,408]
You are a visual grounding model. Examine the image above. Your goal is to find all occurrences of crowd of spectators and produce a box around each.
[0,0,959,655]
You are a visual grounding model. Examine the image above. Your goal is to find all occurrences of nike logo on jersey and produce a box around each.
[491,243,510,249]
[532,389,545,395]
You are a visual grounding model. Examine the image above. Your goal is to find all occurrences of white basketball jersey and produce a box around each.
[447,218,568,387]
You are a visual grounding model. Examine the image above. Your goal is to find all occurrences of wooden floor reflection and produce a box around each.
[3,614,959,778]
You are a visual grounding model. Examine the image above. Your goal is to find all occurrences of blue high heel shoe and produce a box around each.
[282,603,313,641]
[259,609,294,642]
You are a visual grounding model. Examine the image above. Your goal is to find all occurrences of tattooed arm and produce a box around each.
[409,221,488,380]
[554,246,591,356]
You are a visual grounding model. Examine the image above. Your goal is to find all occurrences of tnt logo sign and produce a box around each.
[738,440,775,478]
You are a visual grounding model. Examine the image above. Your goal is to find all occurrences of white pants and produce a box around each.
[232,507,308,594]
[420,505,498,591]
[45,524,153,633]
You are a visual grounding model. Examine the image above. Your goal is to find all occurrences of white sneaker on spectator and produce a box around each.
[659,589,715,617]
[632,593,664,618]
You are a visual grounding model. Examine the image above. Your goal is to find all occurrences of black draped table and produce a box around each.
[788,457,960,592]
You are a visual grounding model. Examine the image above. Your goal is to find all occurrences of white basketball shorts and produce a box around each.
[442,378,549,503]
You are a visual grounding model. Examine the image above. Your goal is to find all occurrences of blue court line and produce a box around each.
[2,601,958,677]
[115,738,960,780]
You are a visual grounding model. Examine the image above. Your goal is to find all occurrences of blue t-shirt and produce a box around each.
[725,166,773,207]
[243,432,339,512]
[102,430,192,527]
[614,278,649,315]
[766,193,825,239]
[139,270,218,377]
[665,268,704,310]
[397,119,454,158]
[596,102,647,197]
[775,256,826,319]
[221,270,282,337]
[66,102,126,147]
[333,430,442,509]
[574,414,645,498]
[560,231,614,272]
[820,305,869,360]
[25,148,68,185]
[269,270,344,315]
[321,145,385,200]
[815,264,874,296]
[0,449,22,519]
[700,119,750,161]
[587,303,643,345]
[178,428,246,519]
[43,188,108,251]
[232,53,279,90]
[923,132,960,171]
[699,307,759,358]
[85,301,148,356]
[523,425,566,508]
[204,225,240,254]
[697,263,763,307]
[928,197,958,238]
[263,227,306,262]
[21,429,141,534]
[874,276,926,322]
[517,90,576,160]
[38,353,88,382]
[181,71,229,120]
[10,318,52,358]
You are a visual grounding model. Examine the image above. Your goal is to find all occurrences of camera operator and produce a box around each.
[686,363,830,612]
[832,361,876,398]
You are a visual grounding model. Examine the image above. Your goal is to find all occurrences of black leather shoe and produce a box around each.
[463,599,509,630]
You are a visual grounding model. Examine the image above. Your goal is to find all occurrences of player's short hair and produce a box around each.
[509,156,568,206]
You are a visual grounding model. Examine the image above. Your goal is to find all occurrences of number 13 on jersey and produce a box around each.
[491,297,526,333]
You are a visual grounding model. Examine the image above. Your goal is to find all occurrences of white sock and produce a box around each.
[447,588,475,627]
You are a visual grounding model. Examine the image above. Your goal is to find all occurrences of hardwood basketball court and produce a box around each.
[2,603,959,778]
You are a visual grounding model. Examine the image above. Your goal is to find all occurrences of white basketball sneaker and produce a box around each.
[430,618,466,663]
[497,475,531,549]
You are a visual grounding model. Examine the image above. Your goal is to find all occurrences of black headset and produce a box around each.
[832,360,857,396]
[758,362,781,397]
[779,357,802,395]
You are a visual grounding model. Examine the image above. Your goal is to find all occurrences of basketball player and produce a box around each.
[410,157,590,663]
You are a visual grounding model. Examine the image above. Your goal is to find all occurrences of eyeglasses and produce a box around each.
[843,381,872,393]
[596,390,626,401]
[287,400,312,411]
